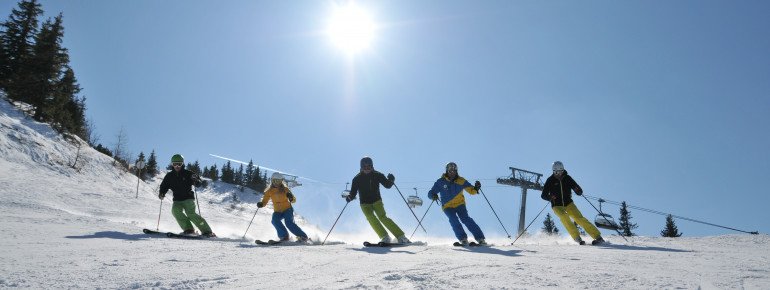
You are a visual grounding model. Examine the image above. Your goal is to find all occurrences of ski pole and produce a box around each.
[582,195,629,242]
[242,208,259,239]
[512,202,550,244]
[392,183,427,234]
[410,199,436,240]
[156,198,163,231]
[322,200,351,245]
[194,189,203,218]
[478,188,513,239]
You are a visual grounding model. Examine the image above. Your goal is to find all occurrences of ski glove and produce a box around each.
[287,192,296,203]
[158,193,165,200]
[345,195,355,203]
[387,173,395,182]
[257,202,265,208]
[474,181,481,191]
[429,193,439,201]
[575,189,583,196]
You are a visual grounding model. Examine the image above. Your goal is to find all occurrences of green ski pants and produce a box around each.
[360,200,405,239]
[171,199,213,233]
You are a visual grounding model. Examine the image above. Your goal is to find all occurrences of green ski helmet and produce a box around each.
[171,154,184,163]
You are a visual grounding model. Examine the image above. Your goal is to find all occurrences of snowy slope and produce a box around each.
[2,98,770,289]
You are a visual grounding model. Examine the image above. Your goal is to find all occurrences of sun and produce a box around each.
[327,4,375,55]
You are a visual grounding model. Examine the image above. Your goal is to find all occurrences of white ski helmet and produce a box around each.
[271,172,284,181]
[552,161,565,172]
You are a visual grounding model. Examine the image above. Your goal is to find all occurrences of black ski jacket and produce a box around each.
[540,171,583,207]
[349,170,393,205]
[159,169,201,202]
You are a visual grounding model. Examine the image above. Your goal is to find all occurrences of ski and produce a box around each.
[166,232,209,240]
[453,242,481,247]
[255,239,283,245]
[142,228,166,235]
[363,241,409,247]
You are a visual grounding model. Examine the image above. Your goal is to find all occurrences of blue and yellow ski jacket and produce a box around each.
[427,174,478,210]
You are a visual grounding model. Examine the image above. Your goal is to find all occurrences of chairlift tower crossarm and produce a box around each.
[496,166,545,236]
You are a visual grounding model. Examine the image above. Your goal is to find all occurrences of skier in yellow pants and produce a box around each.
[541,161,604,245]
[345,156,411,244]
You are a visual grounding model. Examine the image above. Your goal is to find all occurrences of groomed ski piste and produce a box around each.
[2,98,770,289]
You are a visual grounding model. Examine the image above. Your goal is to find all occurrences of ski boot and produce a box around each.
[201,232,217,238]
[476,239,487,246]
[181,229,197,236]
[379,236,393,244]
[397,236,411,244]
[591,237,605,245]
[575,238,586,245]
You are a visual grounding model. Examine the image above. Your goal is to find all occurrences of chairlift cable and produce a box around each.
[584,194,758,235]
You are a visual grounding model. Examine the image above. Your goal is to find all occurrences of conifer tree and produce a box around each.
[660,214,683,237]
[145,150,158,177]
[1,0,42,96]
[541,213,559,235]
[221,161,233,183]
[234,164,244,186]
[29,13,67,121]
[618,201,638,236]
[245,160,256,190]
[209,163,219,181]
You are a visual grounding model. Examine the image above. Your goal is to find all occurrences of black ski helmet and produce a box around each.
[360,156,373,169]
[446,162,458,173]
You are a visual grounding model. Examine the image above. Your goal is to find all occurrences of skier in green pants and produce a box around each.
[159,154,216,237]
[345,156,410,244]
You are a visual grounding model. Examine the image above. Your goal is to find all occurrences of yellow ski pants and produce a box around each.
[552,202,601,241]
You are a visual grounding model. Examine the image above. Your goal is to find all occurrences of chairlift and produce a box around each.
[407,196,423,208]
[341,183,351,198]
[594,198,622,231]
[282,174,302,188]
[406,188,423,208]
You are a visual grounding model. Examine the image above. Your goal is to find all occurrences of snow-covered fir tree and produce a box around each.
[542,213,559,235]
[660,214,683,237]
[619,201,638,236]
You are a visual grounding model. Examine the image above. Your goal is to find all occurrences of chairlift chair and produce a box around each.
[407,195,423,208]
[594,198,622,230]
[406,187,423,208]
[282,175,301,188]
[341,183,351,199]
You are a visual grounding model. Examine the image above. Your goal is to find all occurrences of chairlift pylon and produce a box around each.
[594,198,622,231]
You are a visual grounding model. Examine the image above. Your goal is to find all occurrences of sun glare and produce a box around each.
[327,4,375,55]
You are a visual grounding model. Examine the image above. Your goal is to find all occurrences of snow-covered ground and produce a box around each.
[2,98,770,289]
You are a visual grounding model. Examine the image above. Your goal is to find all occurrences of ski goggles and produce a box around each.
[172,162,184,167]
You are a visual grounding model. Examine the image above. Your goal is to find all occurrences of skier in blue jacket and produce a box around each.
[427,162,486,245]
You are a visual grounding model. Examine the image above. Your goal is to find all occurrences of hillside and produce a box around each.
[2,98,770,289]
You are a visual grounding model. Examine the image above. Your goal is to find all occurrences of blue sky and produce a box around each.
[5,0,769,238]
